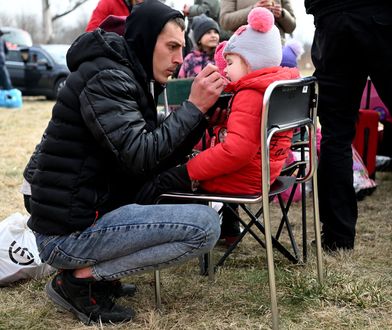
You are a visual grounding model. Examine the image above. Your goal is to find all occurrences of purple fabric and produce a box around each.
[178,50,214,78]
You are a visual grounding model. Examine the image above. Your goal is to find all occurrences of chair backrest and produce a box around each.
[261,77,318,192]
[157,78,194,108]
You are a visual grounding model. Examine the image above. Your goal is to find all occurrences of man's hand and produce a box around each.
[188,64,225,114]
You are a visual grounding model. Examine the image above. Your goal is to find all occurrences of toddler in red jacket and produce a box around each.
[135,7,299,203]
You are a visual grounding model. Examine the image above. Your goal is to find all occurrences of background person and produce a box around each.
[178,14,220,78]
[85,0,143,32]
[25,0,223,324]
[220,0,296,44]
[0,29,13,90]
[305,1,392,251]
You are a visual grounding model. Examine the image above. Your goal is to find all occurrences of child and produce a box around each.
[135,8,299,200]
[281,38,305,68]
[178,14,220,78]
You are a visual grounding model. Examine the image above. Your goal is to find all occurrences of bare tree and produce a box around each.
[42,0,91,43]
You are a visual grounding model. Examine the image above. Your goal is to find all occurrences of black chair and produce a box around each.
[155,77,324,329]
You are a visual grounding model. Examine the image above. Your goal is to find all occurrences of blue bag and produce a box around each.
[0,89,23,109]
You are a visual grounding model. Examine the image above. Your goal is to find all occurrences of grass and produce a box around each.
[1,98,392,330]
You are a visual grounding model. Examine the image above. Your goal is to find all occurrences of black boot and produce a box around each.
[45,271,135,324]
[220,204,241,246]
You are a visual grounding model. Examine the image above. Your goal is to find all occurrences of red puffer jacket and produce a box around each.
[86,0,130,32]
[187,66,300,194]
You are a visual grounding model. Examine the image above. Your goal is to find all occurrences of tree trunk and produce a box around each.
[42,0,54,43]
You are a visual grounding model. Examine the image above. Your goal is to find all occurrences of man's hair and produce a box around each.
[169,17,186,31]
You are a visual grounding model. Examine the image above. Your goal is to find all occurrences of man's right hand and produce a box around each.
[188,64,225,114]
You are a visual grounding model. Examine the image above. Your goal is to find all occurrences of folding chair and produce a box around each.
[154,77,324,329]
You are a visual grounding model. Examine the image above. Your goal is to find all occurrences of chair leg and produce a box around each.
[312,173,324,284]
[262,198,279,330]
[154,269,162,310]
[207,250,215,281]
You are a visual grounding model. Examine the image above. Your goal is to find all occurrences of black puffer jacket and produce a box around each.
[27,27,207,235]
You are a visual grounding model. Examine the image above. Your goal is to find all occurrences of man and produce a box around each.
[0,29,13,90]
[305,1,392,250]
[25,0,224,324]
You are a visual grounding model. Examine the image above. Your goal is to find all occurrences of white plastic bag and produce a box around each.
[0,212,54,286]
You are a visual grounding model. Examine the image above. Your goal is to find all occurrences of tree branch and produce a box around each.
[52,0,90,21]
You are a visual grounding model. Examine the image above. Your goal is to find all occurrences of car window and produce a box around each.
[5,50,23,62]
[40,45,69,66]
[30,50,49,64]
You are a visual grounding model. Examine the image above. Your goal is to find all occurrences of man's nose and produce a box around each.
[174,49,183,65]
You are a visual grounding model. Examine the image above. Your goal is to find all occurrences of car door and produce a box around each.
[25,49,53,93]
[5,49,25,89]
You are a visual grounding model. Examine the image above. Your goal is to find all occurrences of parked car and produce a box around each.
[5,44,70,100]
[0,26,33,49]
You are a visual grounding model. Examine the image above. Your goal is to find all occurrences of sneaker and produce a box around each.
[46,271,135,324]
[111,281,137,298]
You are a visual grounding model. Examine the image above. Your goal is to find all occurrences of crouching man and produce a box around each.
[24,0,225,324]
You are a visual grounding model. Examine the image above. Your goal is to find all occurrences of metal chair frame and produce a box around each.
[154,77,324,329]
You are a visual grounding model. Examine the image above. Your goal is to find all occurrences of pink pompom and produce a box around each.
[247,7,274,33]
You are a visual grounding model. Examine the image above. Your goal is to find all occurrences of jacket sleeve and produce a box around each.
[79,68,206,176]
[276,0,296,34]
[220,0,251,32]
[187,89,262,180]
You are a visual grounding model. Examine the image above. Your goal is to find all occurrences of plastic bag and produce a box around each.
[0,212,54,286]
[352,145,377,200]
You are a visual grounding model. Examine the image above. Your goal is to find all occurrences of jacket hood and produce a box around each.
[67,29,138,73]
[124,0,184,81]
[225,66,300,93]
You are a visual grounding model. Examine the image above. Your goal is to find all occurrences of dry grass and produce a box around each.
[1,98,392,330]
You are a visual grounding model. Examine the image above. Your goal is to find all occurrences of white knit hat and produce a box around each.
[224,7,282,71]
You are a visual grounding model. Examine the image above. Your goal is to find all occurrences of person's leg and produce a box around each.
[36,203,220,280]
[367,6,392,157]
[312,10,369,249]
[36,203,220,323]
[220,203,241,246]
[0,65,13,90]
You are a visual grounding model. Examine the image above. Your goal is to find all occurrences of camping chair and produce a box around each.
[154,76,324,329]
[158,78,194,116]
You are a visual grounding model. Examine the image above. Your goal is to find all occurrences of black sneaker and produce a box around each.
[110,280,137,298]
[45,271,135,324]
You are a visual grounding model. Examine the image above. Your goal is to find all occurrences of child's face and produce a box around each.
[224,54,249,82]
[199,29,220,51]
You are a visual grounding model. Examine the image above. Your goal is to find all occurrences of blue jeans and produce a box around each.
[35,204,220,280]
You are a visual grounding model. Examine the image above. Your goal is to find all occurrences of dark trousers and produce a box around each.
[0,64,12,90]
[311,5,392,245]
